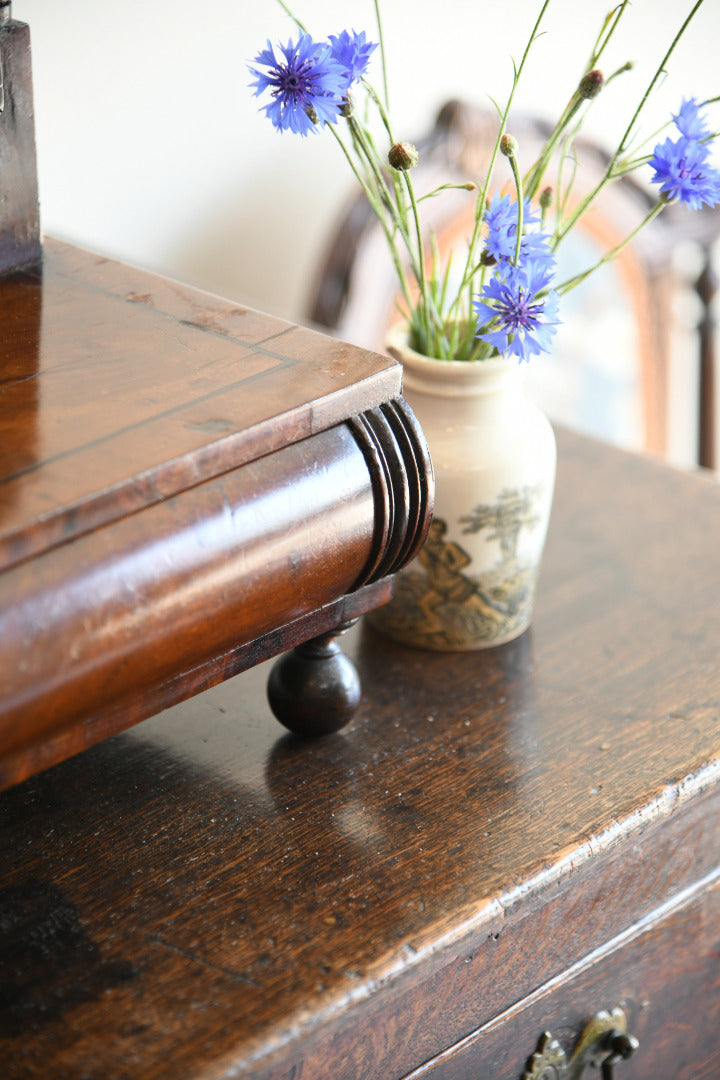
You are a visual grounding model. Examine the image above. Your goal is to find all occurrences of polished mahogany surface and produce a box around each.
[0,240,400,571]
[2,429,719,1079]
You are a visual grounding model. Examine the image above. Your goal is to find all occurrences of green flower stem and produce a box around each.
[556,129,581,225]
[417,182,477,202]
[524,3,629,201]
[348,118,404,228]
[556,0,707,245]
[275,0,307,34]
[347,119,394,214]
[615,0,706,163]
[373,0,391,112]
[604,60,633,87]
[345,117,434,316]
[362,79,396,145]
[447,0,553,332]
[358,81,432,306]
[524,94,585,202]
[354,115,410,233]
[327,125,414,315]
[506,150,525,265]
[616,118,718,175]
[585,0,631,70]
[555,199,666,295]
[525,58,629,205]
[436,242,454,312]
[402,169,433,350]
[358,78,455,346]
[615,152,654,172]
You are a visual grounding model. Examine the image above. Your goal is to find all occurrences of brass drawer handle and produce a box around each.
[523,1007,639,1080]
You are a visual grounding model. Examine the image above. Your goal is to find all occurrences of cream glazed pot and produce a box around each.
[369,327,557,650]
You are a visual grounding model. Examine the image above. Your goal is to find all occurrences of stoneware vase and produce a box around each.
[369,326,556,650]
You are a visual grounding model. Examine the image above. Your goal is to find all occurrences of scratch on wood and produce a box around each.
[147,934,261,988]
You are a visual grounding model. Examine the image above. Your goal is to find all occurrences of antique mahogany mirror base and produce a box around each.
[0,239,433,790]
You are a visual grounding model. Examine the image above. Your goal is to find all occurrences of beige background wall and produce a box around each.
[13,1,720,324]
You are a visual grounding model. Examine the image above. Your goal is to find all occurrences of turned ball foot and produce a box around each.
[267,623,361,737]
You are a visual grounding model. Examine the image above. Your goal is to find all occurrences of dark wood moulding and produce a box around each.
[0,241,433,789]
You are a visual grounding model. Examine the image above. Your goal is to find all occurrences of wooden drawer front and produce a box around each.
[404,871,720,1080]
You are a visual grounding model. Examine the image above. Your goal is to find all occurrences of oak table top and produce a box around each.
[2,427,720,1079]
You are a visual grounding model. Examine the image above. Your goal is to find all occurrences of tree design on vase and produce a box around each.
[372,484,546,650]
[460,486,542,563]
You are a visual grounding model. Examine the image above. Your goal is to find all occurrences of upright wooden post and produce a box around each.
[0,1,41,274]
[697,256,717,470]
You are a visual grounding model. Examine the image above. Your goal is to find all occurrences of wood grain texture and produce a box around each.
[1,429,719,1079]
[0,418,378,788]
[406,871,720,1079]
[0,240,401,571]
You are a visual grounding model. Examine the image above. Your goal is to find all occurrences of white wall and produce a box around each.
[13,0,720,324]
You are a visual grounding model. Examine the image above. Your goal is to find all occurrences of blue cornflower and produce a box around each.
[473,261,561,363]
[649,134,720,210]
[249,33,347,136]
[484,193,538,260]
[672,97,711,142]
[648,97,720,209]
[483,193,555,271]
[328,30,377,88]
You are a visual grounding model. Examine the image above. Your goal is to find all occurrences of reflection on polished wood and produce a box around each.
[2,429,719,1079]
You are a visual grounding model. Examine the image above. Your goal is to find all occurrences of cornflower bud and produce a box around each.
[578,69,604,99]
[388,141,418,171]
[605,60,633,86]
[500,133,519,158]
[305,104,320,125]
[539,186,553,210]
[340,95,354,119]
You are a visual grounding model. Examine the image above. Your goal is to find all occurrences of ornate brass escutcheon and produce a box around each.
[522,1007,639,1080]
